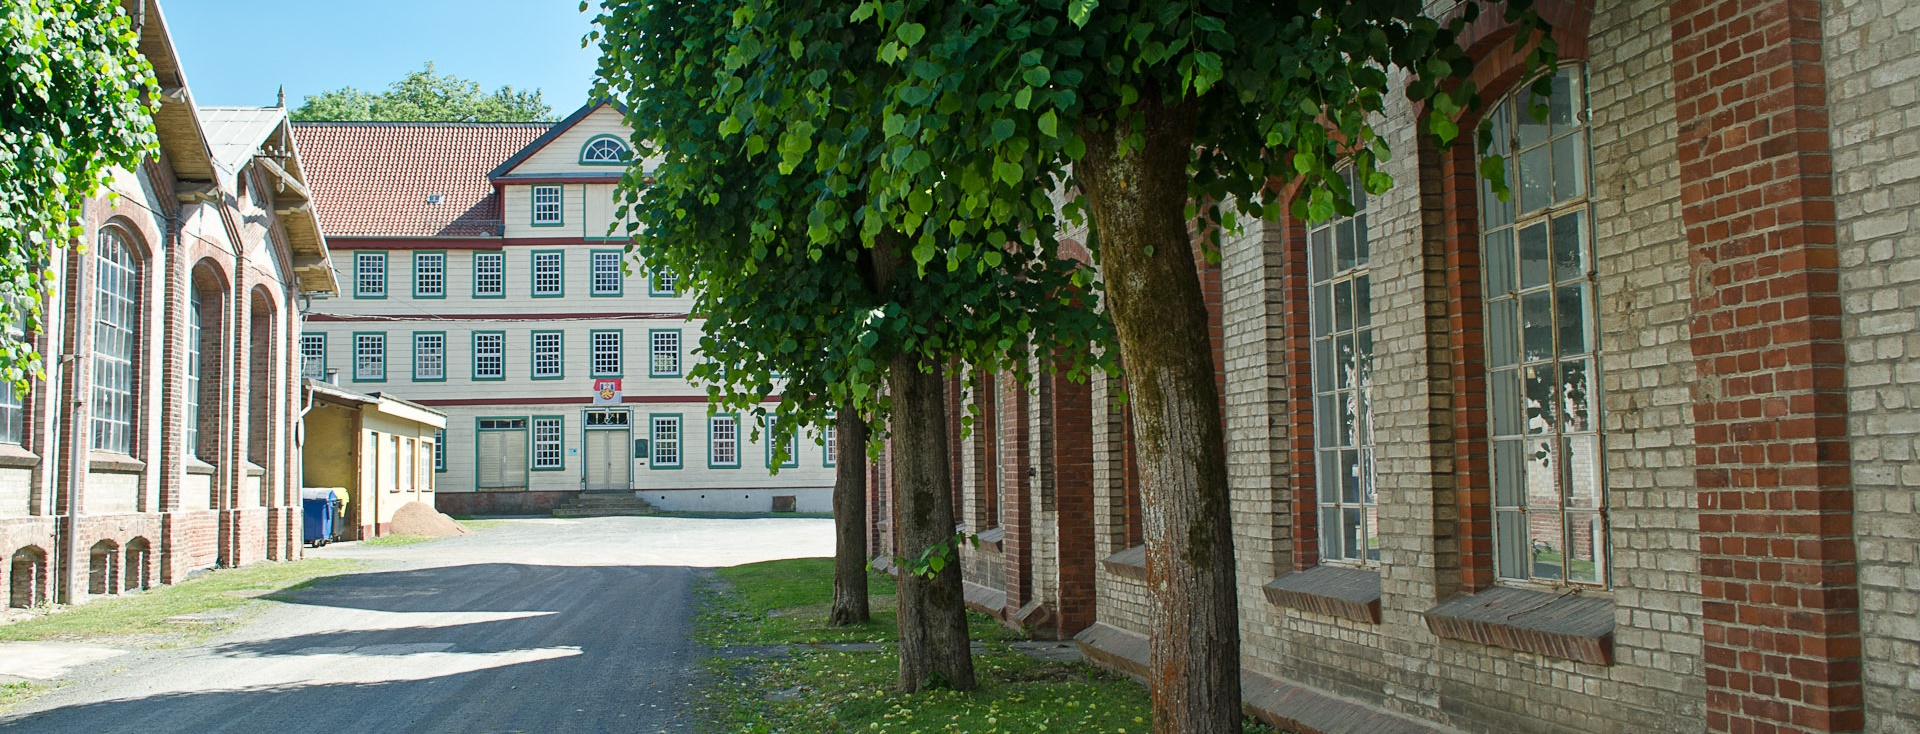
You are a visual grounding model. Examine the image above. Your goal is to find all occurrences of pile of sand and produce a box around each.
[389,501,472,537]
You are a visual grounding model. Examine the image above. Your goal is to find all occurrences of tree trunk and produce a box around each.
[829,406,872,626]
[871,231,975,692]
[886,353,975,691]
[1077,93,1242,733]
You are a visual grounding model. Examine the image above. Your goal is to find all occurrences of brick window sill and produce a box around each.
[0,443,39,468]
[1263,566,1382,624]
[1101,544,1146,582]
[88,451,146,474]
[1423,586,1615,665]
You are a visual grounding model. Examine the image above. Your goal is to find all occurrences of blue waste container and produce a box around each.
[301,487,341,546]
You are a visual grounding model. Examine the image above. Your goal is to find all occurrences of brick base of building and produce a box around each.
[435,490,576,516]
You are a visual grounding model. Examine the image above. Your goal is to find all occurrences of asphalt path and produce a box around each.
[0,515,835,734]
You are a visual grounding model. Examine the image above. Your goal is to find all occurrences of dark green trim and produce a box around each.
[472,251,507,299]
[590,328,624,378]
[707,413,740,469]
[301,332,326,381]
[353,252,388,299]
[471,330,507,381]
[530,184,565,228]
[411,330,448,382]
[649,413,684,469]
[823,413,837,468]
[531,415,566,472]
[530,329,566,381]
[589,249,626,297]
[765,418,799,469]
[412,251,447,299]
[434,428,447,473]
[531,250,566,298]
[648,270,677,297]
[350,331,386,382]
[578,134,633,166]
[648,328,682,378]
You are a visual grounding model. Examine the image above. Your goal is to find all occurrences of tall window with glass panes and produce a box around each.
[1480,67,1606,587]
[1310,171,1377,565]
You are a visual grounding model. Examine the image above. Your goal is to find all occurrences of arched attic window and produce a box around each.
[580,135,632,165]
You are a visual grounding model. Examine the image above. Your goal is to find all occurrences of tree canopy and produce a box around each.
[590,0,1109,459]
[292,62,556,122]
[0,0,158,391]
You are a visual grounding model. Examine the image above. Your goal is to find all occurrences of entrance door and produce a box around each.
[476,419,529,489]
[583,410,632,492]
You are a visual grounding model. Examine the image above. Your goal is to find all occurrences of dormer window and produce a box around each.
[580,135,632,164]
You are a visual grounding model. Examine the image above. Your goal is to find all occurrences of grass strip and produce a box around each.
[0,558,363,642]
[697,558,1275,733]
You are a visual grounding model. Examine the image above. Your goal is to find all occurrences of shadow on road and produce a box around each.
[0,563,713,734]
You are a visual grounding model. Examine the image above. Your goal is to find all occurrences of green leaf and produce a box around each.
[897,22,925,46]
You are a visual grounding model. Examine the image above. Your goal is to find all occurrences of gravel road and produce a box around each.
[0,515,834,734]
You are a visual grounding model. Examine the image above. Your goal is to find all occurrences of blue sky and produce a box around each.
[161,0,603,115]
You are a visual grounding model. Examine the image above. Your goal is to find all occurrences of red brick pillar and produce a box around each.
[1673,0,1862,730]
[1048,369,1096,636]
[998,371,1032,614]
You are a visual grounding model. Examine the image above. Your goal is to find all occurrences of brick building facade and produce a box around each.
[3,2,334,611]
[867,1,1919,732]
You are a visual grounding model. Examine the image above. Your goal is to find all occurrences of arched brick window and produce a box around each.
[91,226,141,455]
[1478,67,1606,586]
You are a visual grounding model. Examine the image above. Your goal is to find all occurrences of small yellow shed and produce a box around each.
[301,379,448,540]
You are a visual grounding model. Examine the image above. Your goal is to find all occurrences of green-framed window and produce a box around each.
[709,413,740,468]
[531,330,564,380]
[352,331,386,382]
[412,331,446,382]
[580,135,632,165]
[413,251,446,298]
[532,416,565,471]
[649,329,681,378]
[650,414,682,469]
[531,185,564,226]
[590,250,624,296]
[823,414,837,468]
[765,417,799,469]
[473,331,506,380]
[590,329,623,378]
[532,250,564,297]
[473,252,506,298]
[434,428,447,472]
[354,252,387,298]
[300,333,326,380]
[648,269,677,296]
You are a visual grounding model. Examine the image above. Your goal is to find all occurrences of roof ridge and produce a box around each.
[289,120,555,128]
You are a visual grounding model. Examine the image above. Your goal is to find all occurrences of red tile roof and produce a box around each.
[291,122,550,239]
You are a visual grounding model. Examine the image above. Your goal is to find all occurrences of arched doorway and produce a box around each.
[88,539,121,596]
[124,537,151,591]
[8,546,47,608]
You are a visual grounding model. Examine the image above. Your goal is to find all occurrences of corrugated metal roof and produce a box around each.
[290,122,550,239]
[198,106,287,174]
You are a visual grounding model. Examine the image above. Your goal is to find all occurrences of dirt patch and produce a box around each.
[389,502,472,537]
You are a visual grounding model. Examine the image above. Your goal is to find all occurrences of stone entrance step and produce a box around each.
[551,492,659,518]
